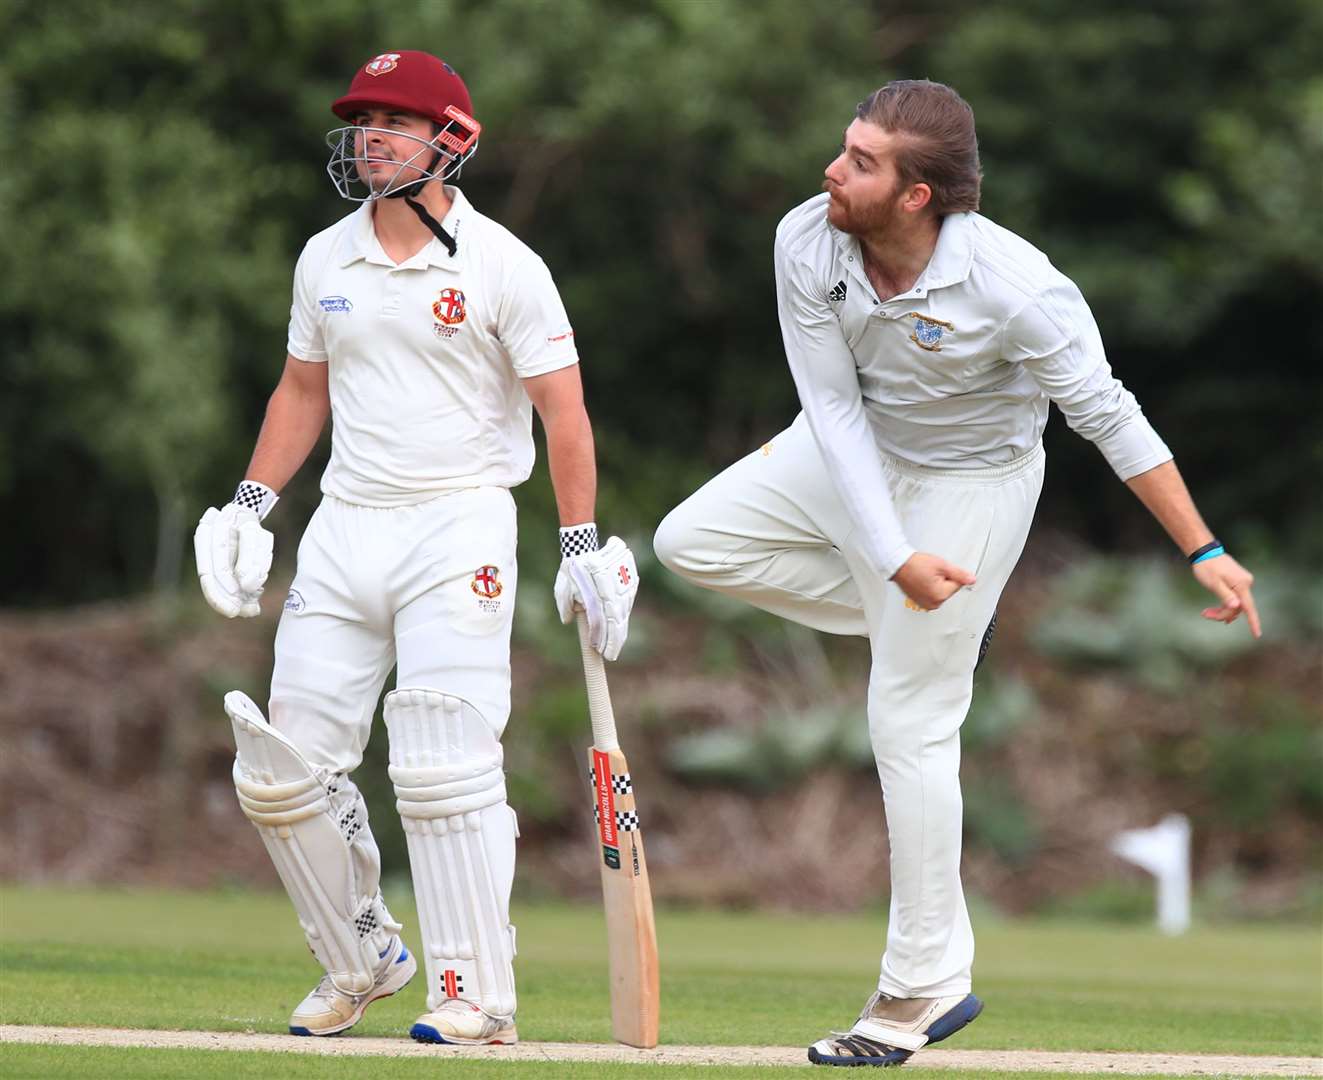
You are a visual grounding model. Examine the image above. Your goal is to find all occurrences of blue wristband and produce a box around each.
[1189,543,1225,565]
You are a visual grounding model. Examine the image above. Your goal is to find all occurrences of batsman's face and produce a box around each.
[823,120,912,236]
[349,108,439,193]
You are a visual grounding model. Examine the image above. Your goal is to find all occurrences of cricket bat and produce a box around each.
[577,612,660,1048]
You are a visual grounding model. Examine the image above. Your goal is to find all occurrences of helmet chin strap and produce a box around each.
[385,148,457,256]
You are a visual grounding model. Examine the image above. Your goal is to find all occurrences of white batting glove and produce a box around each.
[554,524,639,661]
[193,481,277,619]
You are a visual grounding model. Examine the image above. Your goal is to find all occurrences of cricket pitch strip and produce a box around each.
[2,1025,1320,1075]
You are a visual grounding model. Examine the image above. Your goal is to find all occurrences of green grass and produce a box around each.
[1,885,1319,1079]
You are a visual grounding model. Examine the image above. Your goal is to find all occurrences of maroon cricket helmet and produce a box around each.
[332,51,477,132]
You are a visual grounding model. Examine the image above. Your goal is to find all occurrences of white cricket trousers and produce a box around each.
[654,413,1043,998]
[269,487,518,771]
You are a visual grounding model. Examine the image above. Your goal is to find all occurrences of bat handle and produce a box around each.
[576,612,619,751]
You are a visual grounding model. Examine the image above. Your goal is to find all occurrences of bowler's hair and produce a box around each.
[856,80,981,214]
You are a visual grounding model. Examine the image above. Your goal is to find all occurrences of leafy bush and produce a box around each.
[1030,557,1314,690]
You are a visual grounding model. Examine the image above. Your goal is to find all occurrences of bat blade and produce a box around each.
[589,743,660,1048]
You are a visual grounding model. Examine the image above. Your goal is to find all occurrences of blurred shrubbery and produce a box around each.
[3,0,1321,604]
[2,0,1319,920]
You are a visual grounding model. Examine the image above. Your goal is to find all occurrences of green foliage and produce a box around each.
[2,0,1318,605]
[667,703,870,792]
[1199,690,1323,827]
[962,673,1039,751]
[667,668,1041,792]
[962,776,1041,864]
[1029,556,1312,691]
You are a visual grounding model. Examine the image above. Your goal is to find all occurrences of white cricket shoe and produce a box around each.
[808,990,983,1067]
[410,999,518,1045]
[288,936,417,1036]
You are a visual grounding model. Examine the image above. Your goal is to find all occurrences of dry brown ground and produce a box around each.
[2,536,1317,915]
[2,1026,1321,1076]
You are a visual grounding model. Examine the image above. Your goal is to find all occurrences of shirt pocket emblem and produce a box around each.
[904,311,955,352]
[432,287,467,340]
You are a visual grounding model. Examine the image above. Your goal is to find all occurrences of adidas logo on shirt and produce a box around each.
[828,280,848,303]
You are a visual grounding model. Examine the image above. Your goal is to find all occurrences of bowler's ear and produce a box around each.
[903,182,933,214]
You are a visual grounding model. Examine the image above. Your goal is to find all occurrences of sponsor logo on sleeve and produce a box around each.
[283,589,306,613]
[318,296,353,313]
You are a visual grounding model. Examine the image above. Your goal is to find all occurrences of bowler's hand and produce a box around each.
[892,552,976,611]
[1192,554,1261,638]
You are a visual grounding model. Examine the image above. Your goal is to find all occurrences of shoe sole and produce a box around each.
[289,948,418,1037]
[807,993,984,1067]
[410,1021,518,1046]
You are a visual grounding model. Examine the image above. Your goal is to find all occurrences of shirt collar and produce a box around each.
[915,211,975,292]
[336,185,471,270]
[830,210,976,300]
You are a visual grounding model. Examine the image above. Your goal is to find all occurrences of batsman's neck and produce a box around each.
[371,181,453,264]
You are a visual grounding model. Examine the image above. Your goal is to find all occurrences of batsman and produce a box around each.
[654,80,1260,1067]
[193,51,638,1045]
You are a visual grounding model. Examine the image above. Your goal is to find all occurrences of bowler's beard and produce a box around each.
[825,181,906,238]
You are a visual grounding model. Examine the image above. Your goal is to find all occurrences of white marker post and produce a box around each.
[1110,813,1192,935]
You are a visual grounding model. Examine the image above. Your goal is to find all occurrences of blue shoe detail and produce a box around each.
[410,1022,450,1044]
[806,995,983,1067]
[396,946,409,964]
[924,993,983,1045]
[807,1042,911,1066]
[288,1026,313,1036]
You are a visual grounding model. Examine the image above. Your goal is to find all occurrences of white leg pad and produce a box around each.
[386,687,517,1019]
[227,690,399,994]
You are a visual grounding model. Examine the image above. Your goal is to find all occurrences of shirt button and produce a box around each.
[848,256,854,262]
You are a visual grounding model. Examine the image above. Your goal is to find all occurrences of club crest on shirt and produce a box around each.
[432,287,467,340]
[471,565,503,611]
[904,311,955,352]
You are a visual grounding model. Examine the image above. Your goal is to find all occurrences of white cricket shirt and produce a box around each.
[775,193,1172,578]
[287,186,579,506]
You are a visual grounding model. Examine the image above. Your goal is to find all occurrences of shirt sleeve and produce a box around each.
[1003,278,1172,480]
[499,255,580,379]
[775,239,915,580]
[286,243,327,363]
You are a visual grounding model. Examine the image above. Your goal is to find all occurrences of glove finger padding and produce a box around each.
[553,562,578,626]
[234,516,275,595]
[194,504,269,618]
[588,536,639,661]
[553,537,640,661]
[195,506,242,618]
[568,558,606,648]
